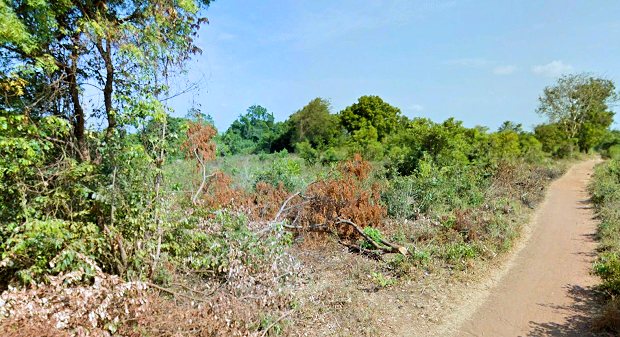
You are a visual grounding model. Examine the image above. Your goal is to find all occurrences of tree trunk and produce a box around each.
[69,39,90,161]
[98,38,116,140]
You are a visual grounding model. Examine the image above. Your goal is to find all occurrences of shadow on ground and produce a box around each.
[526,284,609,337]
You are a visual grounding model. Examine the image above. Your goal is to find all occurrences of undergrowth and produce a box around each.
[590,159,620,333]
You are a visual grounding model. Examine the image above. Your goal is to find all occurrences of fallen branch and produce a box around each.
[338,240,383,260]
[336,218,408,255]
[273,192,300,222]
[257,192,301,236]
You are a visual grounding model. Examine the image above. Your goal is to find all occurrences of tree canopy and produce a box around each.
[285,97,340,148]
[339,95,402,141]
[1,0,212,160]
[537,74,618,153]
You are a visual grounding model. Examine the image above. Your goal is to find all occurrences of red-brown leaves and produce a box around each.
[182,121,217,164]
[197,154,386,241]
[292,154,386,237]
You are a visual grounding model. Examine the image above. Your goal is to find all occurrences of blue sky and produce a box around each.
[167,0,620,132]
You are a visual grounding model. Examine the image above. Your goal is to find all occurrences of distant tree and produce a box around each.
[287,98,339,148]
[223,105,278,154]
[534,123,573,158]
[498,121,523,133]
[537,74,617,153]
[339,95,402,141]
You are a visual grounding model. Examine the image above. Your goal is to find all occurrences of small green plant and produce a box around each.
[444,242,478,261]
[371,271,395,288]
[0,219,106,285]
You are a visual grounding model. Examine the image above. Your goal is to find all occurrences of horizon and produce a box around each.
[164,0,620,132]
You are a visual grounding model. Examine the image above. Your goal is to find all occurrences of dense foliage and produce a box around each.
[1,1,619,335]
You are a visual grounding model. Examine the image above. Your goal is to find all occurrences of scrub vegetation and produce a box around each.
[1,1,619,336]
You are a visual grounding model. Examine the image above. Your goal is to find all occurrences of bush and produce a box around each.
[286,154,386,239]
[590,159,620,332]
[0,220,106,286]
[382,157,486,218]
[591,160,620,289]
[254,156,304,192]
[608,144,620,160]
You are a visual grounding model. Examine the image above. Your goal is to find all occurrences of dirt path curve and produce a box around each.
[451,159,603,336]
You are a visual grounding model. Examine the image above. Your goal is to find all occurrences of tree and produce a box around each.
[0,0,215,283]
[534,123,573,158]
[537,74,617,153]
[287,98,339,148]
[498,121,523,133]
[339,95,402,141]
[1,0,212,160]
[223,105,278,154]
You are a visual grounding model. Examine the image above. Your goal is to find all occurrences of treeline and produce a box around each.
[1,0,620,334]
[152,73,618,169]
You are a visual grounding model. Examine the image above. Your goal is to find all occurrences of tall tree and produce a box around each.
[0,0,212,160]
[537,74,617,153]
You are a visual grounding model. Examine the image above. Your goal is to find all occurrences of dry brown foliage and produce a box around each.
[490,161,561,208]
[201,171,244,208]
[198,172,290,221]
[289,154,386,238]
[182,122,217,164]
[196,155,386,246]
[449,208,487,243]
[0,251,297,337]
[250,181,290,220]
[0,255,149,337]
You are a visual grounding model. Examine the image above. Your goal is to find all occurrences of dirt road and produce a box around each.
[452,160,603,336]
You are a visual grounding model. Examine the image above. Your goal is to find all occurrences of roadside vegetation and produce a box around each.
[1,1,619,336]
[590,152,620,333]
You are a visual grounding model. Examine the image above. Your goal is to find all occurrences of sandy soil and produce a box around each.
[444,159,604,336]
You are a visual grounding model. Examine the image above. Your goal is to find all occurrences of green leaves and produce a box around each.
[537,74,618,155]
[1,219,105,285]
[339,95,402,142]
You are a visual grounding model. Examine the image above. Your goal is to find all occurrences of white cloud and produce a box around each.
[532,60,574,77]
[493,65,517,75]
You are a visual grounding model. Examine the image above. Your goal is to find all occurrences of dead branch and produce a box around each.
[336,218,408,255]
[273,192,300,222]
[338,240,384,260]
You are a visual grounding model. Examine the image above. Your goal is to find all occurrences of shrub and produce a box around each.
[591,160,620,291]
[182,212,293,278]
[608,144,620,160]
[254,156,304,191]
[382,157,486,218]
[292,154,386,238]
[0,220,106,286]
[590,159,620,332]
